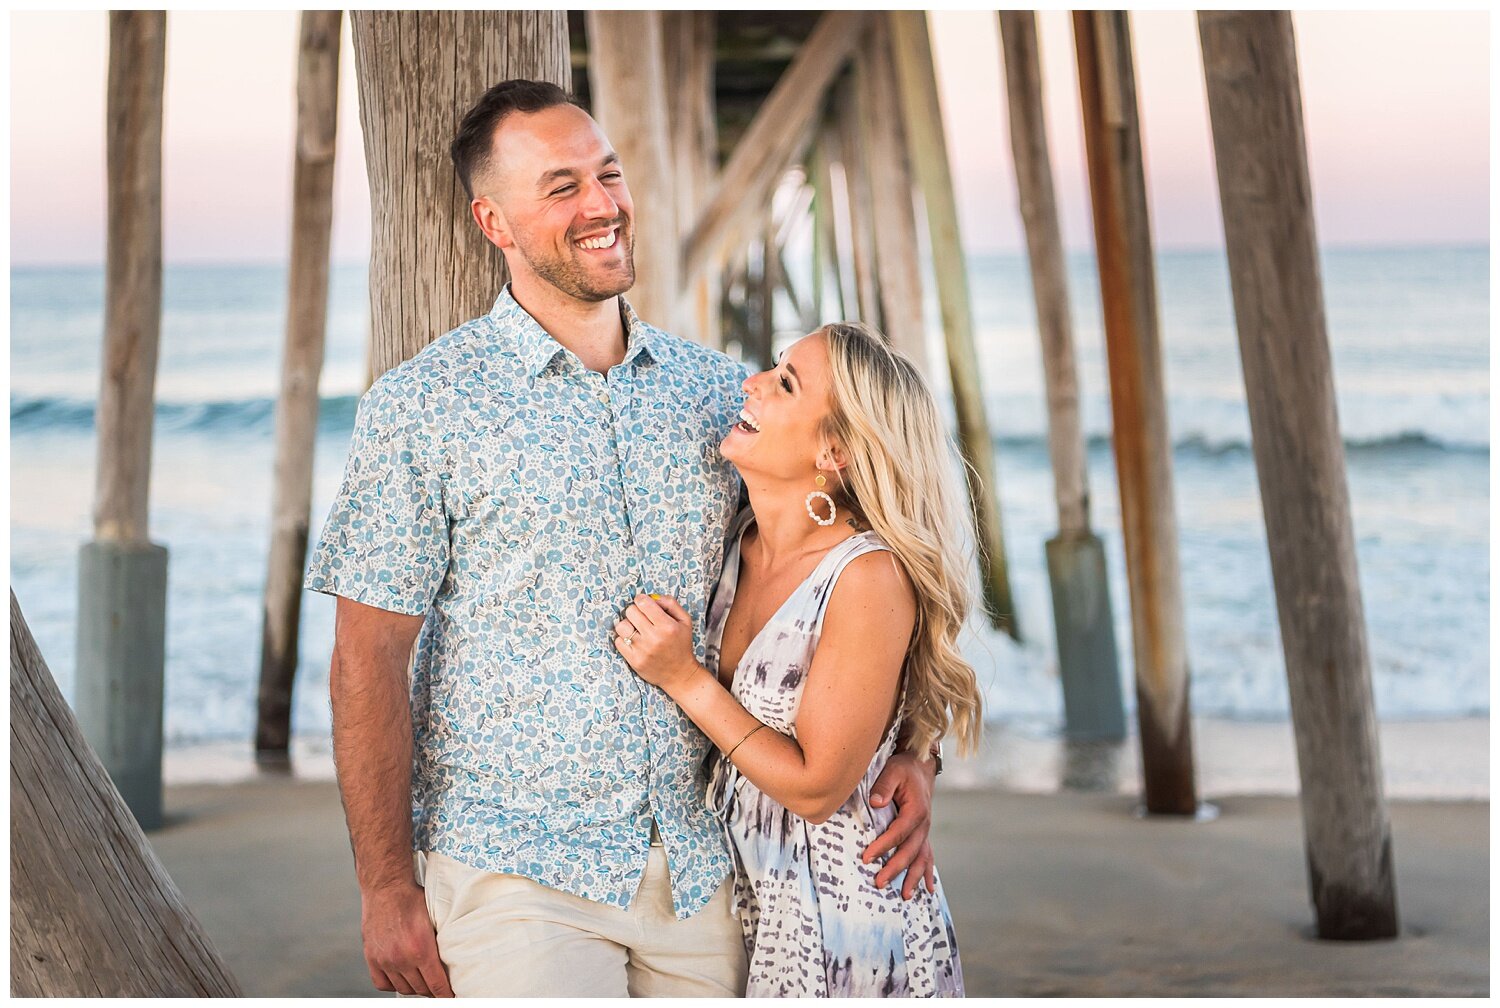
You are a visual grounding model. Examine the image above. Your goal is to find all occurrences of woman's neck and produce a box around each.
[742,481,858,569]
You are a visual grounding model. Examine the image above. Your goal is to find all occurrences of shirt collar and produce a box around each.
[617,297,663,369]
[488,285,663,381]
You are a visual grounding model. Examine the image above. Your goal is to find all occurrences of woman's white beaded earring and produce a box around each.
[806,471,836,526]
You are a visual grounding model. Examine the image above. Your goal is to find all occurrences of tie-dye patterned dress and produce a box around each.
[703,512,965,997]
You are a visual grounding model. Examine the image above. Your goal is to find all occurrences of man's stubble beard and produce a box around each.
[513,222,637,303]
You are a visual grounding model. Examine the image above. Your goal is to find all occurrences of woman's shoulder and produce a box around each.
[820,533,915,619]
[809,536,917,689]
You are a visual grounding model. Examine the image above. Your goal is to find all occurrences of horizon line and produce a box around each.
[11,238,1490,271]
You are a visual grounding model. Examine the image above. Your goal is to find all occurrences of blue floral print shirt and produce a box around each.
[305,287,747,919]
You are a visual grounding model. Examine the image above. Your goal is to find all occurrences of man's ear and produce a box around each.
[471,195,513,252]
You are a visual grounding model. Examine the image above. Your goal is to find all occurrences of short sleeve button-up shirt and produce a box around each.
[305,287,748,919]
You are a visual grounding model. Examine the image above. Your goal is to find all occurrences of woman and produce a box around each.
[612,322,981,998]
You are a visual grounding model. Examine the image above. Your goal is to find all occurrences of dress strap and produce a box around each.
[811,533,914,745]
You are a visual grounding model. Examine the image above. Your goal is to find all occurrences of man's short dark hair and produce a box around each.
[450,79,579,201]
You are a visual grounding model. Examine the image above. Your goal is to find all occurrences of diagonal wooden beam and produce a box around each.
[681,11,869,289]
[13,592,243,996]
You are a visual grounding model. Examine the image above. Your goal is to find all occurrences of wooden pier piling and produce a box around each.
[771,180,817,333]
[256,10,342,761]
[809,157,828,325]
[351,12,570,376]
[664,11,722,348]
[755,210,779,366]
[587,11,679,330]
[1000,10,1124,740]
[835,78,881,326]
[889,10,1019,638]
[91,12,166,548]
[1073,10,1198,812]
[76,10,170,831]
[1199,10,1399,938]
[855,15,929,377]
[811,134,847,324]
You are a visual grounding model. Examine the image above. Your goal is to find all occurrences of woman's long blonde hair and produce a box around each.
[817,321,983,757]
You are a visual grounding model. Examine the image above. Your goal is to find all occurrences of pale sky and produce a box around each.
[9,10,1490,265]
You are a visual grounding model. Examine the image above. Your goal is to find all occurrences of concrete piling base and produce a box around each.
[1045,531,1126,741]
[75,539,169,830]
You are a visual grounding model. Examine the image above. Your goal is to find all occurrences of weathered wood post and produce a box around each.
[835,79,881,326]
[723,244,753,358]
[1198,10,1399,938]
[76,10,169,831]
[811,134,847,323]
[256,10,343,762]
[755,210,779,367]
[13,593,242,996]
[748,237,769,368]
[664,11,721,348]
[780,241,815,335]
[854,17,929,377]
[889,10,1019,638]
[809,143,829,324]
[351,12,570,376]
[780,190,819,334]
[1000,11,1124,740]
[587,11,679,331]
[822,130,855,321]
[1073,11,1198,813]
[765,179,816,334]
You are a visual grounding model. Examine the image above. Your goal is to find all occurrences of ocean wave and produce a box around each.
[11,392,1488,457]
[10,393,360,436]
[992,430,1487,457]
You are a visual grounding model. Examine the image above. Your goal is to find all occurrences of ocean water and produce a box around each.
[9,246,1489,752]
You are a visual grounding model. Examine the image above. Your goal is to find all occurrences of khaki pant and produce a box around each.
[416,849,746,997]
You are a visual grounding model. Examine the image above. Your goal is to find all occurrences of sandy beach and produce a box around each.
[146,774,1487,997]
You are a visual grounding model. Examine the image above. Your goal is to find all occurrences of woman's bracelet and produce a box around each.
[725,723,767,761]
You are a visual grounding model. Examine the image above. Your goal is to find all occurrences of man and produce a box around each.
[305,79,938,998]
